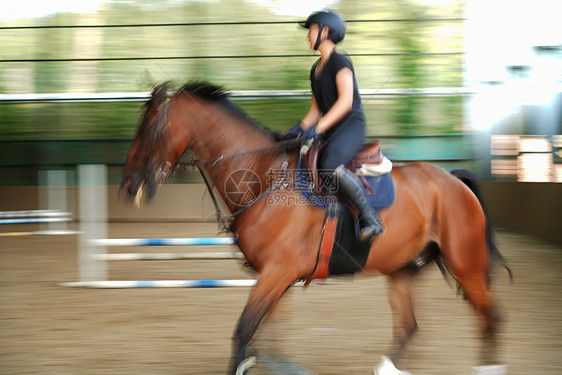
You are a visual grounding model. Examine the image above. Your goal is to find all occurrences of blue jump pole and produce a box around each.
[61,279,258,288]
[93,237,237,246]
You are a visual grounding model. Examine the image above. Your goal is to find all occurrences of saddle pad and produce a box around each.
[364,173,395,209]
[296,154,395,210]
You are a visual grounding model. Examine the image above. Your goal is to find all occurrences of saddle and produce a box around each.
[302,140,386,195]
[299,140,395,285]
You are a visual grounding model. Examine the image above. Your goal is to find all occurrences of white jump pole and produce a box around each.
[1,168,77,236]
[0,210,69,218]
[78,164,107,282]
[69,165,345,289]
[92,251,244,261]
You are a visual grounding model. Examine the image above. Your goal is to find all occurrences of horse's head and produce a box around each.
[119,84,185,207]
[120,80,277,209]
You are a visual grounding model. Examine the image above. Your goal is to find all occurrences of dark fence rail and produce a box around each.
[0,134,474,166]
[0,18,465,30]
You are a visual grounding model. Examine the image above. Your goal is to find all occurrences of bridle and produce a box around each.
[141,95,180,188]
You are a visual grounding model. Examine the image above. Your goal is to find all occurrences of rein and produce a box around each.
[180,138,298,167]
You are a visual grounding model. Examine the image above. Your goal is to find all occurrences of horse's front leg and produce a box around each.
[388,269,418,361]
[227,267,298,375]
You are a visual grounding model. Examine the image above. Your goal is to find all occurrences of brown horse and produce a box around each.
[119,82,509,374]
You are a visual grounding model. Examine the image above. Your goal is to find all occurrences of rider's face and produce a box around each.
[307,24,319,50]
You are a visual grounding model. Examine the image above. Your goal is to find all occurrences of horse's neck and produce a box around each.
[183,97,267,159]
[184,97,281,211]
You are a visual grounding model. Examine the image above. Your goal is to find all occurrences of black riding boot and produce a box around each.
[334,165,383,242]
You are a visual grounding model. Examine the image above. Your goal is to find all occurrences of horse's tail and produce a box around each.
[450,169,513,281]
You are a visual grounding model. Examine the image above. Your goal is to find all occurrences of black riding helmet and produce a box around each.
[299,10,346,50]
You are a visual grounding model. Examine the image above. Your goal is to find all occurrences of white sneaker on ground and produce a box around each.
[373,356,413,375]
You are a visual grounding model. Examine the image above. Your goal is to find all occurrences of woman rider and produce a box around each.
[282,10,383,243]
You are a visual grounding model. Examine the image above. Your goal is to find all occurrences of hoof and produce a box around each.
[373,356,412,375]
[235,356,256,375]
[472,365,507,375]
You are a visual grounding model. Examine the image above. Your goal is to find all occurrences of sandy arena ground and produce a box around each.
[1,222,561,375]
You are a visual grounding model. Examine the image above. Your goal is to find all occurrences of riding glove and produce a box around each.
[280,122,304,141]
[300,126,317,143]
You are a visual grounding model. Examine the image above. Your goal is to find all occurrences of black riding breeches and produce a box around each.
[319,120,366,173]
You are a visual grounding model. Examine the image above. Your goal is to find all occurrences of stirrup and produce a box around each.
[359,225,382,243]
[359,215,383,243]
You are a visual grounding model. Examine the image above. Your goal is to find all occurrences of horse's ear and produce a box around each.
[139,69,156,91]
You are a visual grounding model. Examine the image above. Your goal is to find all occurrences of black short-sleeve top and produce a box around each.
[310,50,365,133]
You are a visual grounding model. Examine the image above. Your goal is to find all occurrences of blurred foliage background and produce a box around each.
[0,0,465,141]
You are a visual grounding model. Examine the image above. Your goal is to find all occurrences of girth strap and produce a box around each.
[304,205,339,286]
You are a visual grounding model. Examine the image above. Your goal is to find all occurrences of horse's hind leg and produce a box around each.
[456,266,502,366]
[445,232,502,366]
[227,267,297,375]
[387,268,418,364]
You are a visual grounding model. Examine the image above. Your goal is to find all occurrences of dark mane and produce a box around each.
[179,81,230,101]
[160,81,280,139]
[177,81,279,140]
